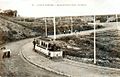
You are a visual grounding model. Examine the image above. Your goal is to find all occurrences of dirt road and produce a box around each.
[49,25,115,39]
[22,42,120,77]
[2,38,66,77]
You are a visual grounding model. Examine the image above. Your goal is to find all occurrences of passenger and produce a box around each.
[33,39,36,49]
[68,30,71,33]
[53,44,57,51]
[64,31,65,34]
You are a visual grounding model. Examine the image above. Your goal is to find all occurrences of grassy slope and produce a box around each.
[57,29,120,68]
[0,16,43,44]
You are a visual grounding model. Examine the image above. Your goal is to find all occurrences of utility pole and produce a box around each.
[94,15,96,64]
[116,14,119,29]
[106,15,108,23]
[60,17,61,21]
[70,16,73,33]
[53,17,56,41]
[44,17,47,37]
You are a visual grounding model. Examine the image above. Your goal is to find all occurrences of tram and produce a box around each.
[35,37,63,58]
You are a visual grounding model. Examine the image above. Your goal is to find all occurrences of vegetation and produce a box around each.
[96,16,108,22]
[0,29,6,44]
[57,34,94,58]
[57,29,120,68]
[0,9,17,17]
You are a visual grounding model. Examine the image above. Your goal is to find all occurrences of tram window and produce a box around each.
[48,44,51,48]
[48,44,50,47]
[44,43,46,46]
[45,44,47,47]
[48,44,52,50]
[41,42,43,45]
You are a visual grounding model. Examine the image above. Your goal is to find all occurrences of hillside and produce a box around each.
[57,29,120,68]
[0,16,42,44]
[0,15,105,44]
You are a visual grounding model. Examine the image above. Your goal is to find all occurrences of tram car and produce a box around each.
[35,37,63,58]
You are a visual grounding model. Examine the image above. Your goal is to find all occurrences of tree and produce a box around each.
[0,9,17,17]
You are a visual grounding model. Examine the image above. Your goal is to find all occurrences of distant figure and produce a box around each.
[64,31,65,34]
[68,30,71,33]
[33,39,36,49]
[75,30,77,33]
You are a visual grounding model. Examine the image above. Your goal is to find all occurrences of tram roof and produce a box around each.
[37,37,53,42]
[37,37,61,46]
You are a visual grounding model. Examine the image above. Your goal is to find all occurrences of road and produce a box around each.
[49,25,115,39]
[22,42,120,77]
[1,26,119,77]
[2,38,66,77]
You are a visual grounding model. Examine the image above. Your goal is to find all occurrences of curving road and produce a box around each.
[2,26,119,77]
[3,38,66,77]
[21,41,120,77]
[3,35,120,77]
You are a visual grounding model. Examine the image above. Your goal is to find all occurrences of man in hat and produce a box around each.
[33,39,36,49]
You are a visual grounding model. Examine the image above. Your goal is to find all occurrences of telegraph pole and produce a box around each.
[94,15,96,64]
[44,17,47,37]
[70,16,73,33]
[60,17,61,21]
[53,17,56,41]
[116,14,119,29]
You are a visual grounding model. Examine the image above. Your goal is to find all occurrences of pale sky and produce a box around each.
[0,0,120,17]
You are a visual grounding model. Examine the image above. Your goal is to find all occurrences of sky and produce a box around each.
[0,0,120,17]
